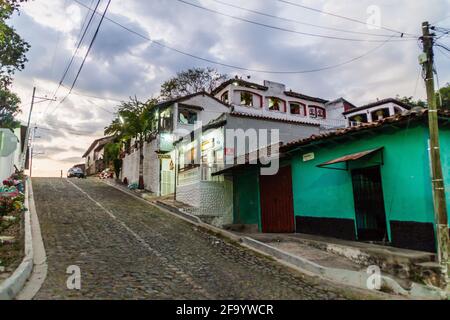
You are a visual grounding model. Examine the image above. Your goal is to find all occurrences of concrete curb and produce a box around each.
[16,179,47,300]
[0,178,34,300]
[242,237,446,300]
[101,180,446,300]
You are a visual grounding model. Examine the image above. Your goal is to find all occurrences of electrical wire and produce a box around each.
[175,0,411,42]
[41,0,100,118]
[275,0,419,37]
[58,0,100,89]
[68,0,112,93]
[71,0,402,75]
[205,0,412,39]
[49,0,112,116]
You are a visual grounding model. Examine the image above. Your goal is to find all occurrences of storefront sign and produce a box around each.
[158,154,172,160]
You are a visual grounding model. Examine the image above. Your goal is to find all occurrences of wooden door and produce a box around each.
[351,166,387,241]
[259,166,295,233]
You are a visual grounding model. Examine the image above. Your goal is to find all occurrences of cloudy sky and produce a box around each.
[8,0,450,177]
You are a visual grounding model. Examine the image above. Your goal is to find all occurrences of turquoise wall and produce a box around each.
[233,167,261,230]
[290,123,450,240]
[440,125,450,225]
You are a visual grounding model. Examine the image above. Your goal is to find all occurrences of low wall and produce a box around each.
[177,179,233,227]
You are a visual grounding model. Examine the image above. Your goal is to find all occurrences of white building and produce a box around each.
[120,92,230,195]
[212,79,349,130]
[343,98,411,126]
[82,136,114,176]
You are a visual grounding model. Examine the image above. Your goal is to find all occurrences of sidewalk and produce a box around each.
[101,178,446,299]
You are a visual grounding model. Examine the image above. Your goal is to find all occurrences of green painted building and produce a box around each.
[222,110,450,252]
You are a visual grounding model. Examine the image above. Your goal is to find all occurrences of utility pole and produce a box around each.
[22,87,36,170]
[421,21,450,289]
[22,88,56,176]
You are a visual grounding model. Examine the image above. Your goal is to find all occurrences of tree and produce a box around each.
[159,67,227,100]
[437,83,450,110]
[0,0,29,129]
[105,97,157,189]
[0,84,20,127]
[1,0,30,88]
[396,95,426,108]
[104,140,122,179]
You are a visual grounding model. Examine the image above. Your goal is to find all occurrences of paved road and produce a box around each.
[31,177,369,300]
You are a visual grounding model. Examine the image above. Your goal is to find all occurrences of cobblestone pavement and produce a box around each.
[31,178,375,300]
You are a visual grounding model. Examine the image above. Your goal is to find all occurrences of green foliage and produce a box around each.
[0,0,30,88]
[0,0,28,129]
[105,96,158,143]
[437,83,450,110]
[104,141,121,164]
[0,85,20,127]
[159,67,227,100]
[113,158,122,179]
[396,95,426,108]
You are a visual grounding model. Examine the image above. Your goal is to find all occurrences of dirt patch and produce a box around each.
[0,212,24,280]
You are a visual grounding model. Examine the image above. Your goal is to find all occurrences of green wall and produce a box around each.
[440,124,450,225]
[233,167,261,230]
[290,123,450,240]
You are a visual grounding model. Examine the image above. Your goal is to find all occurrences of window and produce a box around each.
[179,146,197,171]
[348,113,368,126]
[178,110,197,125]
[290,102,305,116]
[316,107,326,119]
[221,91,229,104]
[269,97,281,111]
[309,106,326,119]
[159,109,173,131]
[240,91,253,107]
[371,108,390,121]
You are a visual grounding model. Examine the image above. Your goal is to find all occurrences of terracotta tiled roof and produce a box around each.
[157,91,231,109]
[230,111,320,127]
[282,109,450,151]
[211,79,268,95]
[284,90,328,104]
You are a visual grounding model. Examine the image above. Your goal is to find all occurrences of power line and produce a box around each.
[68,0,112,93]
[58,0,100,89]
[42,0,100,119]
[275,0,418,37]
[71,0,403,74]
[175,0,411,42]
[207,0,413,38]
[49,0,112,116]
[70,90,124,103]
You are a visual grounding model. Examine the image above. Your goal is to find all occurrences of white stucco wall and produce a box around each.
[121,150,139,185]
[143,139,160,193]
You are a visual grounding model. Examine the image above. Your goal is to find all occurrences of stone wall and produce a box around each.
[177,178,233,227]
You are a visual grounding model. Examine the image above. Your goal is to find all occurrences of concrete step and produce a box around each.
[249,233,437,285]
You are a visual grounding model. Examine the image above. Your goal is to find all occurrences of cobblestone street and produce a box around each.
[31,178,372,300]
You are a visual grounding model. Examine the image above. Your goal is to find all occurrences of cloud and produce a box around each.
[7,0,450,176]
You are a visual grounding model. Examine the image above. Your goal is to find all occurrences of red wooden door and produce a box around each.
[259,165,295,233]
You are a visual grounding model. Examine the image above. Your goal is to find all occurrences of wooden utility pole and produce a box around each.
[421,21,450,288]
[22,87,36,170]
